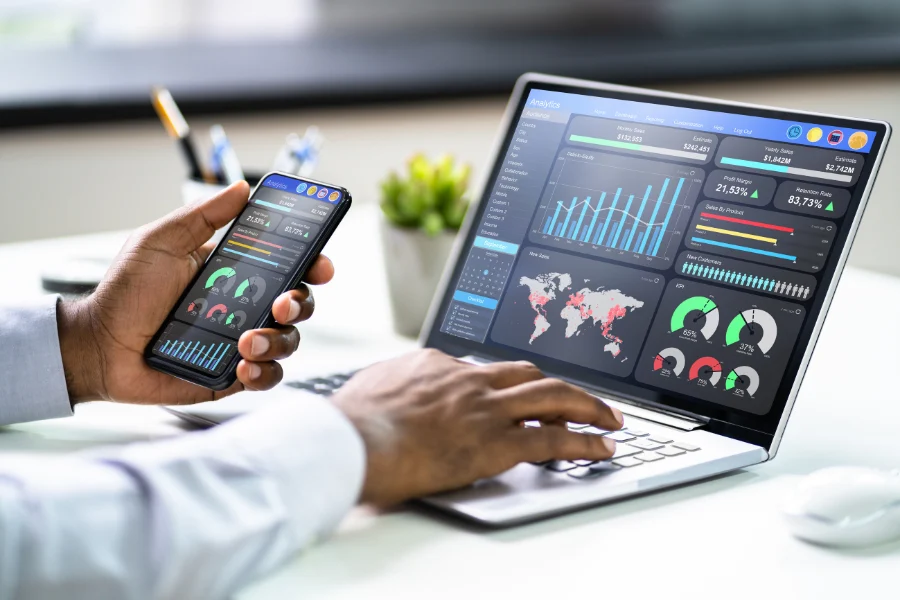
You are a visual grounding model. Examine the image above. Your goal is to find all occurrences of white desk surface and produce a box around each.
[1,204,899,599]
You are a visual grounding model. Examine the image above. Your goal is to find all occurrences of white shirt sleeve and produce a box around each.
[0,397,366,600]
[0,295,73,425]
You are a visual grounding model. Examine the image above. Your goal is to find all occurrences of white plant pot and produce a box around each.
[380,218,457,338]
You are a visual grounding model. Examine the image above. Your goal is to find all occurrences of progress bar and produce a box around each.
[222,247,281,267]
[227,240,271,255]
[695,225,777,245]
[720,157,853,183]
[700,211,794,233]
[691,237,797,261]
[253,199,292,213]
[570,134,708,161]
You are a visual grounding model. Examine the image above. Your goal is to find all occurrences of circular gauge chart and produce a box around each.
[725,366,760,396]
[688,356,722,386]
[206,303,228,320]
[186,297,208,316]
[670,296,719,340]
[205,267,237,294]
[726,308,778,353]
[225,310,248,329]
[235,276,267,304]
[653,347,686,376]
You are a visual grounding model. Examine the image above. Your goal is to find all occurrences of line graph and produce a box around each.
[529,149,703,269]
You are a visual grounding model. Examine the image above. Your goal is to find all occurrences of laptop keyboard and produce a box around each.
[286,373,701,479]
[527,421,701,479]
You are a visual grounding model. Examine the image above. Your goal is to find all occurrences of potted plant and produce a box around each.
[380,154,471,337]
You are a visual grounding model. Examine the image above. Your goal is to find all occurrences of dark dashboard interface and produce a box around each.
[150,174,343,377]
[434,87,883,419]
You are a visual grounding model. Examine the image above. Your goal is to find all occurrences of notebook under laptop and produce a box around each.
[167,73,891,526]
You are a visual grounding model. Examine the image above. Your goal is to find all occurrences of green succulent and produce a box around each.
[380,154,471,236]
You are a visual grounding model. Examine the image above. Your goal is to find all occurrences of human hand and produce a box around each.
[58,181,334,405]
[332,349,625,507]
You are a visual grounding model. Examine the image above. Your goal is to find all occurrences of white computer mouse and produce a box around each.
[783,466,900,548]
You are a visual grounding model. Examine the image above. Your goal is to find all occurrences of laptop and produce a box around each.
[167,73,891,526]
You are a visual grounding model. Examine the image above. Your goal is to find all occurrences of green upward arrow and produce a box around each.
[825,202,834,212]
[750,190,759,199]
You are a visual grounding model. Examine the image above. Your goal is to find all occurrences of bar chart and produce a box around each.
[529,150,703,269]
[152,322,237,376]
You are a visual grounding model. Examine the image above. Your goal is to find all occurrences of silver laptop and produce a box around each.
[168,73,891,526]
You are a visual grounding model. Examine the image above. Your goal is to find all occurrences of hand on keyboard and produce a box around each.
[314,349,625,507]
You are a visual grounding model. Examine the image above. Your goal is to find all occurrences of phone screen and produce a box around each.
[148,173,347,379]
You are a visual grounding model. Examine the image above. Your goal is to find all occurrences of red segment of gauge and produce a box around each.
[206,303,229,318]
[688,356,723,385]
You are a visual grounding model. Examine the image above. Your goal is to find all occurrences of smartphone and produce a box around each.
[145,172,352,390]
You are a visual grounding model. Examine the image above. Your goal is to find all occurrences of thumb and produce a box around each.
[148,181,250,256]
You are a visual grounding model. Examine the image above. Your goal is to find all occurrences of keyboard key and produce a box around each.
[672,441,701,452]
[613,445,642,459]
[524,421,542,428]
[568,423,591,430]
[648,435,674,444]
[583,426,611,436]
[613,457,643,468]
[568,462,620,479]
[629,439,664,451]
[606,431,636,442]
[571,459,598,466]
[545,461,579,472]
[658,447,686,457]
[625,429,649,437]
[635,451,665,462]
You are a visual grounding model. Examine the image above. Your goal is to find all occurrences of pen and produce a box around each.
[150,87,215,183]
[209,124,245,185]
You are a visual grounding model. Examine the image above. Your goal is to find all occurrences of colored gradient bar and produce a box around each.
[700,211,794,233]
[691,237,797,261]
[233,232,283,249]
[254,199,292,213]
[637,178,669,254]
[222,247,280,267]
[652,177,685,256]
[570,134,708,161]
[596,188,622,245]
[227,240,271,255]
[625,184,652,251]
[696,225,777,244]
[720,156,852,183]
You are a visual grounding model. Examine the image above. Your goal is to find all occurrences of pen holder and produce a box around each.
[181,172,264,245]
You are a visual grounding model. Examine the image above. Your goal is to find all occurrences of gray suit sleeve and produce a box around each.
[0,295,74,425]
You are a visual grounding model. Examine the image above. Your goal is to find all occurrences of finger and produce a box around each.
[236,360,284,391]
[238,326,301,361]
[271,287,313,325]
[195,240,217,265]
[509,427,617,464]
[147,181,251,256]
[304,255,334,285]
[494,378,625,431]
[478,360,545,389]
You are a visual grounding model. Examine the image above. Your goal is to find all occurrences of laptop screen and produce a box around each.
[425,80,888,442]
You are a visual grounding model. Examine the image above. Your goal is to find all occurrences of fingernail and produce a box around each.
[287,299,302,322]
[250,335,270,358]
[611,407,625,428]
[602,437,617,454]
[247,363,262,380]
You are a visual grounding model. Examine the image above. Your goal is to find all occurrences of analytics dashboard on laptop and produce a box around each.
[424,77,889,449]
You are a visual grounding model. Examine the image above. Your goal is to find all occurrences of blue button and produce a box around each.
[453,290,499,310]
[473,236,520,255]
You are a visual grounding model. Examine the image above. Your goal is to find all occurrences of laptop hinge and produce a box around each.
[460,355,707,432]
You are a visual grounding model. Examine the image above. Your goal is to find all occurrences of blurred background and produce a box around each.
[2,0,900,274]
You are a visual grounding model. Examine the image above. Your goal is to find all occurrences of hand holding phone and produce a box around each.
[145,172,352,390]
